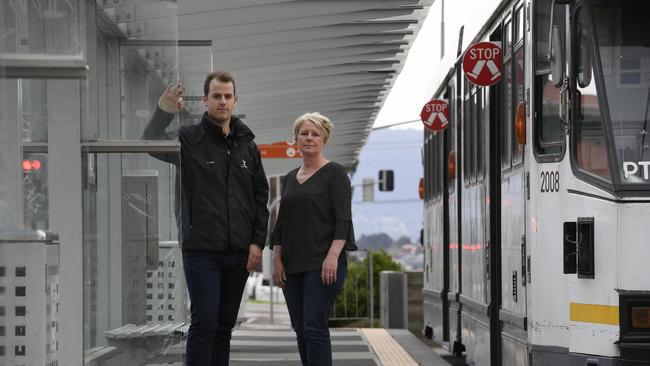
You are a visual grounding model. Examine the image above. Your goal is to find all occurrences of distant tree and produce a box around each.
[332,250,402,322]
[394,236,412,246]
[356,233,393,250]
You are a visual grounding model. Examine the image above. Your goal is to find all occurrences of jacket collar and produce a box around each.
[200,112,255,142]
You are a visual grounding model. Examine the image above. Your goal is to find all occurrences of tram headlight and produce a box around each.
[631,306,650,331]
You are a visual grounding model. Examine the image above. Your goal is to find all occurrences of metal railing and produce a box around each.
[330,249,375,326]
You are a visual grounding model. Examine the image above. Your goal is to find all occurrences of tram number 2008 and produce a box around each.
[540,171,560,193]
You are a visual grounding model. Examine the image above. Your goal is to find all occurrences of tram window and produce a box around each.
[447,84,456,192]
[513,47,525,165]
[534,0,566,160]
[515,6,524,43]
[437,133,444,198]
[464,95,472,183]
[425,132,432,201]
[433,133,439,199]
[502,57,513,170]
[577,29,592,88]
[590,4,650,185]
[504,20,512,57]
[470,91,478,182]
[428,134,433,200]
[424,133,429,201]
[423,132,427,202]
[430,132,437,200]
[430,134,436,200]
[434,133,439,199]
[535,0,567,71]
[424,130,433,202]
[535,74,565,157]
[477,89,486,180]
[574,15,611,182]
[433,132,443,199]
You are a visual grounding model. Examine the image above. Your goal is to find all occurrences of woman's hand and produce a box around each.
[321,254,338,286]
[273,257,287,288]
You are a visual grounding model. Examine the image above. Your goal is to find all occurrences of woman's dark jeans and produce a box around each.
[283,260,347,366]
[183,251,249,366]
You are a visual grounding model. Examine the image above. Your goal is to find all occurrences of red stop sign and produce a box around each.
[463,42,502,86]
[420,99,449,131]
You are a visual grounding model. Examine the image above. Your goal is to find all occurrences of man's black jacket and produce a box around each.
[143,107,269,253]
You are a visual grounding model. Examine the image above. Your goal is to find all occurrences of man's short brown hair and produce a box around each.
[204,71,236,96]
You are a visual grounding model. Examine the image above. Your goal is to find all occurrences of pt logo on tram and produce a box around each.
[623,161,650,180]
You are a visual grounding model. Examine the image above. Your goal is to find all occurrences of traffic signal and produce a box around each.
[378,170,394,191]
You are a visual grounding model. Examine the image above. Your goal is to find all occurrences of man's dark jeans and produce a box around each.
[183,251,249,366]
[283,260,347,366]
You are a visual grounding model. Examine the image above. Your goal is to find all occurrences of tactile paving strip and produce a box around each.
[360,328,419,366]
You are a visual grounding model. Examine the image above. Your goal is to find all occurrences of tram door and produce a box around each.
[445,78,460,351]
[497,4,529,366]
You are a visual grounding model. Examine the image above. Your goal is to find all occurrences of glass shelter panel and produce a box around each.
[0,0,83,56]
[1,78,82,231]
[0,78,81,366]
[3,0,187,364]
[96,43,213,141]
[82,152,185,364]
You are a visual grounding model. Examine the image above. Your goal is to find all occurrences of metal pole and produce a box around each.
[270,255,274,324]
[368,249,374,327]
[355,274,359,318]
[343,279,347,318]
[266,195,281,325]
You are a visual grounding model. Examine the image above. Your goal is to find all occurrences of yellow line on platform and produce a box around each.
[570,303,619,325]
[360,328,419,366]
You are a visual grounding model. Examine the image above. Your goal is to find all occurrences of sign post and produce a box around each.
[420,99,449,132]
[462,41,502,87]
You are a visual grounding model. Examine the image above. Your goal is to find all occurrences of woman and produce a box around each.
[272,112,357,366]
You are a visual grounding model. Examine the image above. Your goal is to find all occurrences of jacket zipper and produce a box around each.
[226,147,232,250]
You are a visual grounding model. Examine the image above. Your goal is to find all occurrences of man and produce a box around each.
[142,72,269,365]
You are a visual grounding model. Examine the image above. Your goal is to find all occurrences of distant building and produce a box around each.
[145,241,187,323]
[0,231,59,366]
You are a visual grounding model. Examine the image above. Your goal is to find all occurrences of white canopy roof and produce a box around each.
[107,0,433,175]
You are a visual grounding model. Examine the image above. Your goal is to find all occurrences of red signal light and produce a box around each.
[31,160,41,170]
[22,160,32,171]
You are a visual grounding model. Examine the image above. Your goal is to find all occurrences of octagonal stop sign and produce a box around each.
[420,99,449,132]
[463,41,502,87]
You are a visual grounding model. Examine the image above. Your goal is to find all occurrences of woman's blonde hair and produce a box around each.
[293,112,334,143]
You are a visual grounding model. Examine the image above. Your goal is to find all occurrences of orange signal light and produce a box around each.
[448,150,456,179]
[418,178,424,200]
[515,101,526,145]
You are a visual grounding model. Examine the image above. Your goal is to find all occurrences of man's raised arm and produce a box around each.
[142,83,184,165]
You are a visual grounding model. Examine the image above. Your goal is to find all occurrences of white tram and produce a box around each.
[421,0,650,365]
